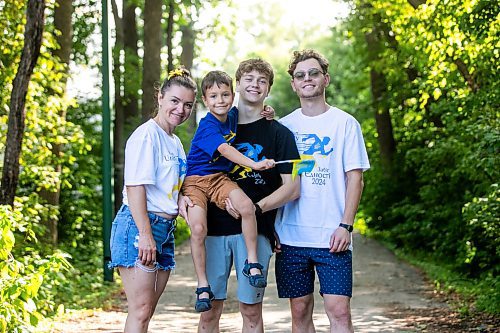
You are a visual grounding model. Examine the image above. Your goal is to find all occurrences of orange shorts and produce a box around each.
[181,172,240,211]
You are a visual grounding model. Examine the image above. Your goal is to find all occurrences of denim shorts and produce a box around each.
[275,244,352,298]
[205,234,273,304]
[109,205,177,271]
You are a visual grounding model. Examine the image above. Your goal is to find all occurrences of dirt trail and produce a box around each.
[45,234,449,332]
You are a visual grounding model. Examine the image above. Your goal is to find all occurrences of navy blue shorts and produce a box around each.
[275,244,352,298]
[109,205,177,271]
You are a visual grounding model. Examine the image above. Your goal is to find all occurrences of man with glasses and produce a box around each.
[275,49,370,332]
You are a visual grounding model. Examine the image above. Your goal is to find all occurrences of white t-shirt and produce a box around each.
[275,107,370,248]
[122,119,187,215]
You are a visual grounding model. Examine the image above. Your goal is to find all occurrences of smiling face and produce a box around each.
[202,83,234,121]
[236,70,270,105]
[290,58,330,100]
[156,84,196,134]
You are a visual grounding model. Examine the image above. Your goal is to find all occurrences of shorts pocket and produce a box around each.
[151,219,176,254]
[109,222,118,252]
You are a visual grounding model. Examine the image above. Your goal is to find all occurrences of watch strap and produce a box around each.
[339,223,353,232]
[254,203,263,216]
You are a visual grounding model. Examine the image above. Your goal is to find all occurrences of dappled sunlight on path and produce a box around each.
[45,234,451,332]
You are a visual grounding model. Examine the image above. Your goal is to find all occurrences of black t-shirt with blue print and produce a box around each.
[206,117,300,245]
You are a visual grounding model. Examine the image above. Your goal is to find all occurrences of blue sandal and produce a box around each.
[242,260,267,288]
[194,286,215,313]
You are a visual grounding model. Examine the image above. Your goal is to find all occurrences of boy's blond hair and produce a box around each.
[235,59,274,88]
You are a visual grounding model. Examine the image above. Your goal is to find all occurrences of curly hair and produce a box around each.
[287,49,329,77]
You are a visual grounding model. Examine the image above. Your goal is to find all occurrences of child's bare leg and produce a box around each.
[228,189,261,276]
[188,205,210,298]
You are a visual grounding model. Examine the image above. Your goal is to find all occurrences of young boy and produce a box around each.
[182,70,275,313]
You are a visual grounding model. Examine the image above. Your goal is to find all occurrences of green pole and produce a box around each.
[102,0,113,282]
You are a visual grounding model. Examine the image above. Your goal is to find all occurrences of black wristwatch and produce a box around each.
[254,203,263,216]
[339,223,353,232]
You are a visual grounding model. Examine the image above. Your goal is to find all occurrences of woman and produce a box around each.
[109,68,196,332]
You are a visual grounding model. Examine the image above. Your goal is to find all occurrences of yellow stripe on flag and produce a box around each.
[290,156,315,180]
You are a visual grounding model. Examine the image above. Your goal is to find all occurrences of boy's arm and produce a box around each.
[218,143,274,171]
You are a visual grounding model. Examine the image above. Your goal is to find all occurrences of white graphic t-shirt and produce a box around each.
[123,119,187,215]
[275,107,370,248]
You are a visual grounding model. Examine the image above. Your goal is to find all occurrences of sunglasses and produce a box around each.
[292,68,324,81]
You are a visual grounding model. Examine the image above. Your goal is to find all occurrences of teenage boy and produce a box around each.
[275,49,370,333]
[182,71,275,313]
[197,59,301,333]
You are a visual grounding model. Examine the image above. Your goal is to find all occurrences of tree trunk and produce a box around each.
[180,24,195,71]
[365,29,396,171]
[454,58,479,92]
[141,0,162,121]
[54,0,72,67]
[38,0,73,244]
[0,0,46,206]
[123,0,139,121]
[407,0,427,9]
[166,0,175,72]
[180,18,198,138]
[112,0,140,213]
[111,0,124,213]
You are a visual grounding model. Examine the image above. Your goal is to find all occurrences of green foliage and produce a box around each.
[71,0,100,64]
[50,97,113,310]
[461,184,499,275]
[1,0,497,328]
[174,217,190,246]
[0,1,112,331]
[266,61,301,118]
[59,98,102,257]
[199,1,498,313]
[344,0,499,303]
[0,204,72,333]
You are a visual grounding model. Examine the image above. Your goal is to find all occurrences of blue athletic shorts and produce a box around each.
[109,205,177,271]
[275,244,352,298]
[205,234,273,304]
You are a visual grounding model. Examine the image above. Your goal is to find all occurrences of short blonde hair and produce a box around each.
[235,58,274,88]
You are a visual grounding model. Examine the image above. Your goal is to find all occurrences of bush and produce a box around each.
[0,204,71,333]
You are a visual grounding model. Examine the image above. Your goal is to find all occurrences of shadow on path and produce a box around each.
[46,233,450,332]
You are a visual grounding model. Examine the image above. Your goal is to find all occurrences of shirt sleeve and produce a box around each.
[194,117,228,159]
[343,117,370,172]
[124,135,157,185]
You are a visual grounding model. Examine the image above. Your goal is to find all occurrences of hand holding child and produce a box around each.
[260,105,275,120]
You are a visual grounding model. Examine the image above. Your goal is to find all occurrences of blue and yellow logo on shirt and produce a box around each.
[224,131,236,143]
[295,133,334,156]
[168,157,187,199]
[230,143,266,180]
